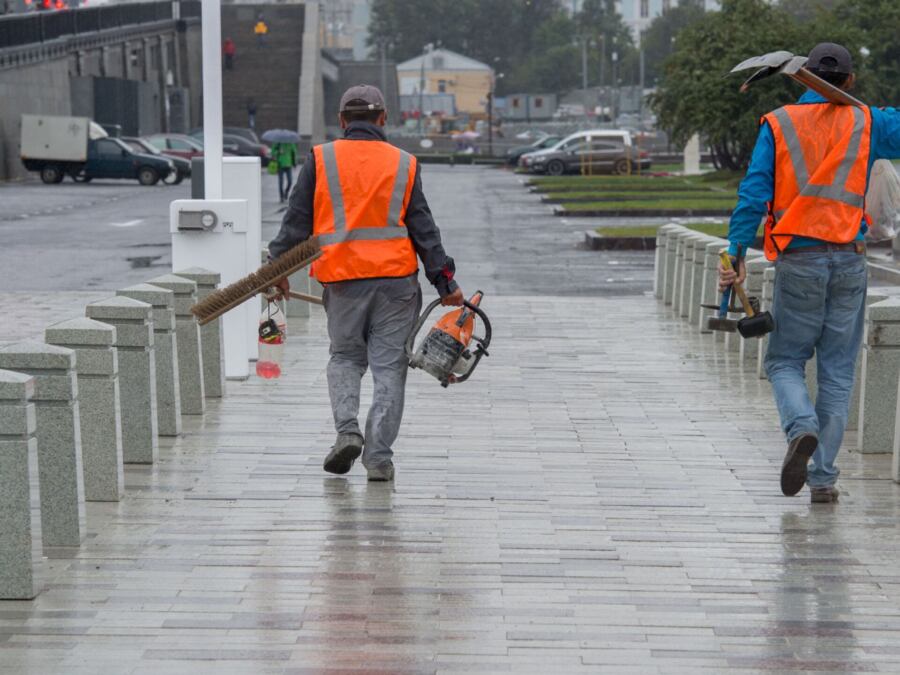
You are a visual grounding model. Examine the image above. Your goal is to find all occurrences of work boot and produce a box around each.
[366,462,394,482]
[810,485,840,504]
[780,433,818,497]
[323,433,363,475]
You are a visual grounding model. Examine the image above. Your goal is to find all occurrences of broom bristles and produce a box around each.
[190,236,321,325]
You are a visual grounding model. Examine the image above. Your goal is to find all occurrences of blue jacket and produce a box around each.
[728,90,900,255]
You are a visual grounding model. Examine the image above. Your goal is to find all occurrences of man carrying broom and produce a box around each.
[268,84,463,482]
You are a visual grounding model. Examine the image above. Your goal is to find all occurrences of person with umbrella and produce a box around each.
[263,129,300,202]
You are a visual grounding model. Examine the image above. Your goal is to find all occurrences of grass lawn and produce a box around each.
[561,198,736,212]
[546,190,736,201]
[594,222,732,238]
[529,169,743,192]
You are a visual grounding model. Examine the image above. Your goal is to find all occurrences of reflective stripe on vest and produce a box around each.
[317,143,412,246]
[762,103,871,260]
[311,140,419,283]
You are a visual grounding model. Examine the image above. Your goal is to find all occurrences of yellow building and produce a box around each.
[396,48,494,116]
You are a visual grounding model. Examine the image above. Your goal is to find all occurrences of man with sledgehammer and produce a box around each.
[268,85,464,482]
[720,43,900,503]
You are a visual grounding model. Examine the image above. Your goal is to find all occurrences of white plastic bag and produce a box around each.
[865,159,900,242]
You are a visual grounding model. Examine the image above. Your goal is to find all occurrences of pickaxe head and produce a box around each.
[729,49,864,108]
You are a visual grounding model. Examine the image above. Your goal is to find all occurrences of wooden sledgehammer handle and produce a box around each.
[288,291,324,306]
[718,251,756,318]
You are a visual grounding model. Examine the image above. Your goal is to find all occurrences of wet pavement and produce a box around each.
[3,167,900,673]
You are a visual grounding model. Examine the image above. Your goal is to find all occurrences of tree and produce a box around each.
[650,0,804,170]
[577,0,635,87]
[640,0,705,87]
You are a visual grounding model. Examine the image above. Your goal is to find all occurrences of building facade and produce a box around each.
[396,48,493,117]
[568,0,721,43]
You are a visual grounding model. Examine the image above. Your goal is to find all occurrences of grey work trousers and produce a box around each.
[323,274,422,468]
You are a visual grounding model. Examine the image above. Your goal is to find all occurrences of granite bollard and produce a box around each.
[0,343,85,547]
[859,298,900,454]
[654,225,679,300]
[0,370,43,599]
[757,267,776,379]
[670,230,692,314]
[687,235,710,327]
[146,274,205,415]
[742,257,771,366]
[117,284,181,436]
[86,297,158,464]
[683,234,714,321]
[176,268,226,398]
[663,226,686,306]
[848,291,895,432]
[677,235,699,319]
[700,241,726,334]
[45,318,124,502]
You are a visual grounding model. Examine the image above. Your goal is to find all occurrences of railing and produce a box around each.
[0,1,177,49]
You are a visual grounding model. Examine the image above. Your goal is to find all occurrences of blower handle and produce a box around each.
[452,298,492,385]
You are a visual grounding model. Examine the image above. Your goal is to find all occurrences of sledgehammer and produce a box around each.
[706,251,775,338]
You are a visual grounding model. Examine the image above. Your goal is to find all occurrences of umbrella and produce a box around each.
[262,129,301,144]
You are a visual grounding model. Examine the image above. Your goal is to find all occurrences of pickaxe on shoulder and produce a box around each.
[730,50,865,108]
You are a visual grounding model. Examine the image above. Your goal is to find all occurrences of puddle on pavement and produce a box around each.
[126,255,164,268]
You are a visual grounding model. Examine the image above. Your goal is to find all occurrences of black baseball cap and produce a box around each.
[807,42,853,75]
[339,85,386,113]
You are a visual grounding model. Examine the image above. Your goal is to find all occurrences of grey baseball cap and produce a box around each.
[339,84,386,112]
[807,42,853,75]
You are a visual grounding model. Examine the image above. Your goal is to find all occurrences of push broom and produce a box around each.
[190,237,322,325]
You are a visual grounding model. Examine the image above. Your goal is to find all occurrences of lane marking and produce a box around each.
[110,219,144,228]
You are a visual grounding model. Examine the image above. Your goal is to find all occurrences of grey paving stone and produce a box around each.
[116,284,182,436]
[86,297,158,465]
[0,342,85,549]
[45,318,124,502]
[0,370,43,600]
[146,274,205,416]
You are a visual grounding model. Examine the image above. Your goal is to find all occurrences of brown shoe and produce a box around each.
[810,485,839,504]
[781,433,818,496]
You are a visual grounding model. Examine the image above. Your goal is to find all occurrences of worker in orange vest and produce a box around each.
[268,85,464,482]
[720,43,900,503]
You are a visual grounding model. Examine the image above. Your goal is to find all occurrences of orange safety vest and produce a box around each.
[311,140,418,283]
[762,102,871,261]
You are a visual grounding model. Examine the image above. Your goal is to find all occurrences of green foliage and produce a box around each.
[650,0,805,170]
[640,1,706,86]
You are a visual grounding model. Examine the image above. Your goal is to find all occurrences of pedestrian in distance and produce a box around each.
[719,43,900,504]
[268,84,464,482]
[254,16,268,47]
[271,140,297,203]
[223,37,236,71]
[247,99,257,130]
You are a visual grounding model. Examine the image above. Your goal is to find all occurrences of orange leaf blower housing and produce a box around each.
[406,291,492,388]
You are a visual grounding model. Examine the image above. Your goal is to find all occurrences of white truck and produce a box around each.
[20,114,174,185]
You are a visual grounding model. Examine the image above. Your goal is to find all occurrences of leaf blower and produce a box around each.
[406,291,492,387]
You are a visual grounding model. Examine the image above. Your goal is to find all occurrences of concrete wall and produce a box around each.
[0,58,72,182]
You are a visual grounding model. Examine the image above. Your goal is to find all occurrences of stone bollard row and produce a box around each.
[0,267,235,600]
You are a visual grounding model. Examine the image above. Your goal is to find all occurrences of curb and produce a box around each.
[584,231,656,251]
[558,207,732,218]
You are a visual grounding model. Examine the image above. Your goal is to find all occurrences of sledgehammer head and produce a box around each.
[706,316,737,332]
[737,311,775,339]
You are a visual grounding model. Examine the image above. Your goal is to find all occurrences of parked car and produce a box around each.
[514,129,548,141]
[505,135,561,166]
[189,126,260,144]
[123,136,190,185]
[19,115,173,185]
[223,133,270,161]
[522,130,651,176]
[144,133,205,161]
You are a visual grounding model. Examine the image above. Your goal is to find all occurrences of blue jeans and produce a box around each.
[764,250,867,487]
[277,167,293,202]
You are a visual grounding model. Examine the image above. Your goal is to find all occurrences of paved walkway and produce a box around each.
[3,168,900,674]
